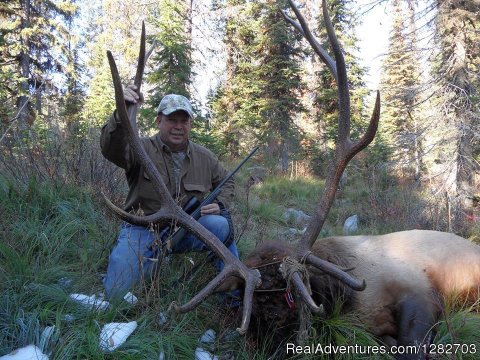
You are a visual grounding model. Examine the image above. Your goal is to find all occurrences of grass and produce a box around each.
[0,158,479,359]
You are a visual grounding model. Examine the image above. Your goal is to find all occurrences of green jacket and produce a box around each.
[100,112,234,216]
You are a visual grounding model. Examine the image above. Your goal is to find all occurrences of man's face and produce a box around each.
[157,111,192,151]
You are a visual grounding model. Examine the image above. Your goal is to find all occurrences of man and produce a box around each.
[100,84,238,300]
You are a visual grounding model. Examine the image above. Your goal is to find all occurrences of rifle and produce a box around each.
[157,146,259,253]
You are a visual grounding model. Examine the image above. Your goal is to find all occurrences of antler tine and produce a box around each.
[321,0,350,146]
[171,261,261,335]
[281,0,337,81]
[305,254,366,290]
[128,21,154,130]
[290,271,325,314]
[101,193,171,227]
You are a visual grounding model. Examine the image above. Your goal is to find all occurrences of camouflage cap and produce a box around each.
[156,94,194,118]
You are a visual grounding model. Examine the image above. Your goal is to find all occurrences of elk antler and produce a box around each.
[281,0,380,307]
[104,22,261,335]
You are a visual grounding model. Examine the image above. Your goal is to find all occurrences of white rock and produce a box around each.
[343,215,359,234]
[200,329,216,344]
[69,293,110,311]
[282,208,311,227]
[158,351,165,360]
[194,348,218,360]
[99,321,137,352]
[123,292,138,305]
[0,345,48,360]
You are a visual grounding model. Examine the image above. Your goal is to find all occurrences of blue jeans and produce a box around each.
[103,215,238,300]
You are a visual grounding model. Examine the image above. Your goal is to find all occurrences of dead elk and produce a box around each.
[220,230,480,356]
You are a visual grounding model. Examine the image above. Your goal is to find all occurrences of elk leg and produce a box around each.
[395,293,436,360]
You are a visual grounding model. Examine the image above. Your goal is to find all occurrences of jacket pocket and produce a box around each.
[184,183,207,193]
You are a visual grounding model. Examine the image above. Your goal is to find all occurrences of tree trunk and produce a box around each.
[437,0,477,232]
[17,0,32,130]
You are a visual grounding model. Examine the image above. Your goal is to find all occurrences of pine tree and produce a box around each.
[82,0,148,128]
[61,3,85,137]
[0,0,77,129]
[432,0,480,230]
[257,0,304,172]
[209,0,263,157]
[210,0,304,169]
[143,0,194,130]
[380,0,423,180]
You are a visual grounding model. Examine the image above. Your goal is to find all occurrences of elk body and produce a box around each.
[236,230,480,355]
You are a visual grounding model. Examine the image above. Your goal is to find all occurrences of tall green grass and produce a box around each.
[0,176,251,358]
[1,164,479,358]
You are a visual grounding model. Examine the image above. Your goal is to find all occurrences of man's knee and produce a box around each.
[199,215,230,242]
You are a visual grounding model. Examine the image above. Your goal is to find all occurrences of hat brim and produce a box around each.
[160,107,193,118]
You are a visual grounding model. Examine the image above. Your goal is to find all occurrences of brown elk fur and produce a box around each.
[226,230,480,352]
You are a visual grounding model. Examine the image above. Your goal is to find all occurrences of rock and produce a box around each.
[69,293,110,311]
[99,321,137,352]
[123,292,138,305]
[158,351,165,360]
[194,348,218,360]
[282,208,311,228]
[343,215,359,234]
[200,329,216,344]
[0,345,48,360]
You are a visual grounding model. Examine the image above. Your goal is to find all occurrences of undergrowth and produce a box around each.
[0,144,478,358]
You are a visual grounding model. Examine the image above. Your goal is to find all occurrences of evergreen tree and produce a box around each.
[60,2,85,137]
[210,0,262,157]
[432,0,480,230]
[143,0,194,129]
[210,0,303,169]
[257,0,304,172]
[0,0,77,129]
[82,0,148,128]
[380,0,423,180]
